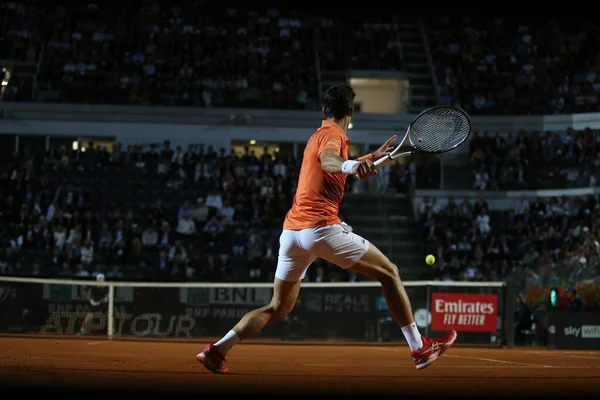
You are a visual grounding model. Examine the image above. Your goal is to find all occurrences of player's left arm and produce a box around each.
[357,153,375,162]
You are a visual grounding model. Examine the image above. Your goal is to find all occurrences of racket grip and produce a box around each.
[373,154,392,169]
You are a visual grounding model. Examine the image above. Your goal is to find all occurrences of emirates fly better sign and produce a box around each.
[431,293,498,332]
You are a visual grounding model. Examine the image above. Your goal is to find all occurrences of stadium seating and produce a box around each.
[418,193,600,287]
[1,2,402,109]
[426,17,600,115]
[0,141,390,282]
[466,128,599,191]
[0,142,298,281]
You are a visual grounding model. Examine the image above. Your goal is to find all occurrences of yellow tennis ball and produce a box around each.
[425,254,435,265]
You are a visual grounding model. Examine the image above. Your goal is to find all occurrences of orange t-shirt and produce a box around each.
[283,120,350,230]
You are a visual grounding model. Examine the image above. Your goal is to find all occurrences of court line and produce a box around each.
[372,347,555,368]
[87,342,100,345]
[523,352,600,360]
[301,363,599,369]
[442,354,554,368]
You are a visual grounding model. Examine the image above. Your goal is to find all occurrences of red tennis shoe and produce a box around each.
[196,343,228,373]
[411,330,457,370]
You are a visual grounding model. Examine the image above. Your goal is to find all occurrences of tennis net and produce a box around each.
[0,277,514,346]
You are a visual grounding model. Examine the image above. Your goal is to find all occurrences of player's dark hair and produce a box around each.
[323,84,355,119]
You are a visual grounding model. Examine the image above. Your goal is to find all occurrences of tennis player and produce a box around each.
[78,273,108,336]
[196,84,457,372]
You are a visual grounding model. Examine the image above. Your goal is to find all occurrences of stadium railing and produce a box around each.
[0,277,515,347]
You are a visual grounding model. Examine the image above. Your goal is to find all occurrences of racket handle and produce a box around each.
[373,154,393,169]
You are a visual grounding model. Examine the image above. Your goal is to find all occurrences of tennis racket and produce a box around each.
[373,105,472,169]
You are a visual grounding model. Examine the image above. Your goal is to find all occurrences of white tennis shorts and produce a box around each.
[274,223,370,281]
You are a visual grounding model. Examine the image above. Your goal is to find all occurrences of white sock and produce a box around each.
[401,322,423,351]
[213,330,240,356]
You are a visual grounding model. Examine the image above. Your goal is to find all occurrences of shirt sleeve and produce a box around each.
[318,130,344,156]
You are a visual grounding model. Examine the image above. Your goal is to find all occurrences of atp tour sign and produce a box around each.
[430,293,498,333]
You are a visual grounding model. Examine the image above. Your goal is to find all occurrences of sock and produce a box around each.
[213,330,240,356]
[401,322,423,351]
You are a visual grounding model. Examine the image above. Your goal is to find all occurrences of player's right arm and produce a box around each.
[87,288,97,306]
[319,149,377,180]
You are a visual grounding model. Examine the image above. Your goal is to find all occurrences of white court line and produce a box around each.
[87,341,100,345]
[442,354,554,368]
[301,363,599,369]
[372,347,555,368]
[524,352,600,360]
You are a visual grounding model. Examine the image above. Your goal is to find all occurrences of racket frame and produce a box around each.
[373,105,471,169]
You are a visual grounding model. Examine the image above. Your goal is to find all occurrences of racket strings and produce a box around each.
[409,107,471,153]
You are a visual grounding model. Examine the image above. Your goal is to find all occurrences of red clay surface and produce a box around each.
[1,336,599,397]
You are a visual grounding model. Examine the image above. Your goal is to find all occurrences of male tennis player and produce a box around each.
[78,273,108,336]
[196,84,457,372]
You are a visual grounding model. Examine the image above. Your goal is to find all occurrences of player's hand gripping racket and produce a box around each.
[373,105,472,169]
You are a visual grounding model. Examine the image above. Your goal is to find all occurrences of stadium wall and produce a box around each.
[1,103,599,157]
[412,188,599,216]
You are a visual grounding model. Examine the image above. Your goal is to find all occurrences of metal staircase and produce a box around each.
[395,16,438,113]
[314,16,439,114]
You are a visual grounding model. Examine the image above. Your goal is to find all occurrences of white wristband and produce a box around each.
[341,160,360,174]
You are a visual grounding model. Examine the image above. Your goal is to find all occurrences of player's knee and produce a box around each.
[268,299,294,321]
[377,262,401,285]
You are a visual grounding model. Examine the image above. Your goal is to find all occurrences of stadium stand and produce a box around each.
[467,128,598,191]
[426,17,600,115]
[0,2,402,108]
[0,141,383,282]
[419,193,600,290]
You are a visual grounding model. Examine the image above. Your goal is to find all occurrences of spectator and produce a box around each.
[168,240,188,263]
[156,250,169,278]
[141,227,158,248]
[176,214,196,236]
[194,198,209,226]
[178,201,195,220]
[80,239,94,267]
[218,200,236,226]
[566,288,585,312]
[205,188,223,214]
[203,216,224,242]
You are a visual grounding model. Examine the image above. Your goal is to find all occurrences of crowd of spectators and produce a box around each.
[0,140,361,282]
[467,127,599,191]
[420,193,600,288]
[1,1,402,108]
[428,17,600,115]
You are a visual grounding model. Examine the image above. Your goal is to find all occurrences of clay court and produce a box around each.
[1,336,599,397]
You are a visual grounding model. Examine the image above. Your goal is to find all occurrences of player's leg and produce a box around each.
[78,311,94,335]
[196,229,315,373]
[219,278,302,348]
[350,243,422,346]
[309,224,456,370]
